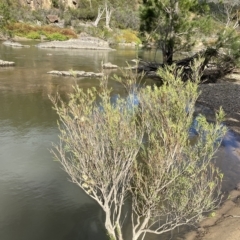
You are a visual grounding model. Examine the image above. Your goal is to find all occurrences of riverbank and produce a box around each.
[198,72,240,134]
[185,72,240,240]
[185,188,240,240]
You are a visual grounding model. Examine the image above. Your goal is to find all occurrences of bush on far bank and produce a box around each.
[6,22,77,40]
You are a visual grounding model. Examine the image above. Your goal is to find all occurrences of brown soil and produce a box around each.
[185,189,240,240]
[184,72,240,240]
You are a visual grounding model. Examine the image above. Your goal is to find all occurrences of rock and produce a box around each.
[0,59,15,66]
[79,32,90,38]
[2,40,30,48]
[197,227,206,235]
[46,15,59,23]
[102,62,118,69]
[118,42,142,47]
[36,37,114,50]
[235,196,240,207]
[236,183,240,191]
[47,70,103,78]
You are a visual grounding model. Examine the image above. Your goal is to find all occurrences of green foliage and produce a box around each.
[51,0,59,8]
[0,2,14,37]
[68,6,96,21]
[76,27,141,45]
[75,24,104,38]
[63,11,72,27]
[60,0,141,29]
[7,22,77,40]
[131,62,226,223]
[140,0,212,63]
[45,32,68,41]
[201,1,240,66]
[31,10,48,24]
[113,9,140,30]
[51,60,227,240]
[113,29,142,44]
[26,31,41,39]
[216,27,240,65]
[63,7,97,26]
[0,3,11,23]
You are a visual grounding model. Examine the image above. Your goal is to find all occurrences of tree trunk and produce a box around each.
[162,49,173,65]
[105,209,118,240]
[92,7,105,27]
[88,0,92,10]
[105,2,114,30]
[162,41,174,65]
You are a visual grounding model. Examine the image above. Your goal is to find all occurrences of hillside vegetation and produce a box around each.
[0,0,142,43]
[0,0,240,68]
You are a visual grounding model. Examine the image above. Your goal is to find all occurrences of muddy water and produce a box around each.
[0,41,240,240]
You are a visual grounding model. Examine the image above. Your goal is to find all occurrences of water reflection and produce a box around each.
[0,91,106,240]
[0,42,128,240]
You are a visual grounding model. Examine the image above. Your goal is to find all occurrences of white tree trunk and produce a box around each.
[93,6,105,27]
[105,1,114,30]
[88,0,92,9]
[105,209,117,240]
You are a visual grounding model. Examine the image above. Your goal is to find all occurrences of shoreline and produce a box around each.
[198,73,240,135]
[185,72,240,240]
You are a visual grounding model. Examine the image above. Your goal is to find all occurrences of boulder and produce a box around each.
[0,59,15,66]
[46,15,59,23]
[37,38,114,50]
[236,183,240,191]
[47,70,103,78]
[102,62,118,69]
[2,40,30,48]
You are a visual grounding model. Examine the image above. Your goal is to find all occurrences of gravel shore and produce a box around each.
[197,73,240,134]
[185,72,240,240]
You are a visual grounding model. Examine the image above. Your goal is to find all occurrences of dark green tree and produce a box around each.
[206,0,240,66]
[140,0,211,64]
[0,2,12,37]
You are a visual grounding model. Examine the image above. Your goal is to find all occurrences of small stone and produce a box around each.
[47,70,103,78]
[236,183,240,191]
[197,227,206,236]
[102,62,118,69]
[0,59,15,66]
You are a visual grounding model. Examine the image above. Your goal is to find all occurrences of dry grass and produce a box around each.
[7,22,77,39]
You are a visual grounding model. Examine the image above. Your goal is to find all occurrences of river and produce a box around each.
[0,41,240,240]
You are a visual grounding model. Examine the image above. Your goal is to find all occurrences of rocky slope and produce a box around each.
[18,0,77,10]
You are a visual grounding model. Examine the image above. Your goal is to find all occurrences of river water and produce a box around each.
[0,41,240,240]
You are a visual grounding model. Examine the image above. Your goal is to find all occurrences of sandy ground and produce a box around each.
[183,72,240,240]
[185,189,240,240]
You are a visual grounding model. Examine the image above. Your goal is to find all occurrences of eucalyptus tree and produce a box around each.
[140,0,211,64]
[206,0,240,66]
[0,2,12,37]
[51,61,227,240]
[207,0,240,28]
[92,0,140,29]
